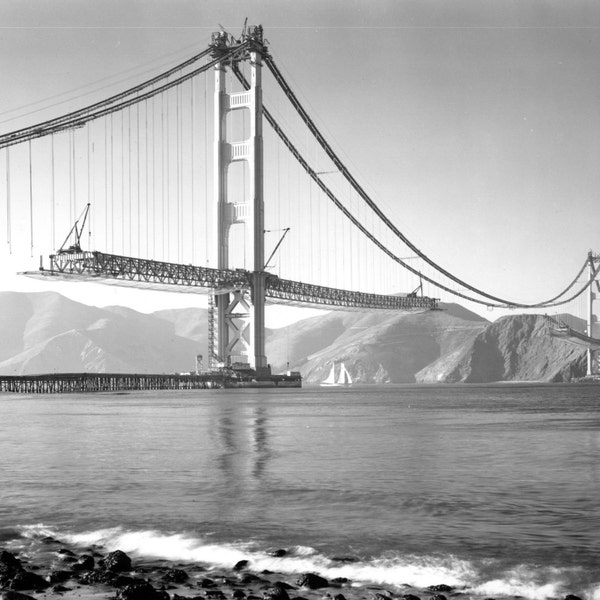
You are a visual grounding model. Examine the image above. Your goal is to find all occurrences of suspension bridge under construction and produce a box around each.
[0,24,599,389]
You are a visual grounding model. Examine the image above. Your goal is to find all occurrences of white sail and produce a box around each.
[336,363,346,385]
[341,363,353,385]
[337,362,352,385]
[321,363,337,386]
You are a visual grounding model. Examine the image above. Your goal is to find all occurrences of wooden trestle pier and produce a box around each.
[0,370,302,393]
[0,372,226,394]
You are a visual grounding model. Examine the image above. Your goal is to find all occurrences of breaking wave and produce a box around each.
[17,524,599,600]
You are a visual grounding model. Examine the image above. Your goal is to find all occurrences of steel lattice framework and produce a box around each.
[26,250,438,312]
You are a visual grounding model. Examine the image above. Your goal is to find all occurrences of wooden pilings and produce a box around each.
[0,373,225,394]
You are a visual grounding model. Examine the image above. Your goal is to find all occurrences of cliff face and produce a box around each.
[416,314,587,383]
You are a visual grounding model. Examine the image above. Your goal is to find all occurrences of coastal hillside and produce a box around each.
[416,313,587,383]
[0,291,588,382]
[0,292,200,375]
[271,303,489,383]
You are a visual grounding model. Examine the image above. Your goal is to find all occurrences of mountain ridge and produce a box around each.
[0,291,588,382]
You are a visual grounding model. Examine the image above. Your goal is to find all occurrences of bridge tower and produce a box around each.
[211,26,269,376]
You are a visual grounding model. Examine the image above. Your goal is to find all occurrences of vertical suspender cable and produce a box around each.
[146,97,156,258]
[176,81,181,262]
[87,124,91,207]
[5,147,11,253]
[191,77,195,263]
[121,111,125,254]
[127,107,132,255]
[145,99,149,257]
[51,135,56,250]
[72,129,77,223]
[91,129,95,250]
[204,70,208,265]
[110,113,114,250]
[166,90,170,258]
[68,130,73,223]
[161,93,165,259]
[28,139,33,256]
[137,102,140,257]
[104,118,108,250]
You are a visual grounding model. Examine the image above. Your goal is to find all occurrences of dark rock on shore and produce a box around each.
[115,580,169,600]
[268,549,287,558]
[0,551,23,578]
[234,560,250,571]
[401,594,421,600]
[46,569,73,584]
[296,573,328,589]
[0,550,48,592]
[264,583,291,600]
[0,591,36,600]
[78,568,119,586]
[99,549,132,572]
[163,568,189,583]
[427,586,453,593]
[72,554,95,571]
[7,569,48,591]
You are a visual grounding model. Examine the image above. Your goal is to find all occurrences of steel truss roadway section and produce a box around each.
[29,251,248,294]
[23,250,438,312]
[266,276,437,311]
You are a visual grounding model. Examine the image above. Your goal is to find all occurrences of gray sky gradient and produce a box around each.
[1,0,599,323]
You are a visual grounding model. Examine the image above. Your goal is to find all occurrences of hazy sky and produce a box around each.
[1,0,599,324]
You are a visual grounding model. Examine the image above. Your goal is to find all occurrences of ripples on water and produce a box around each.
[0,383,599,598]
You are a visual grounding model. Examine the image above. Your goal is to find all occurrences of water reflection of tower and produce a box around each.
[213,396,272,522]
[253,406,269,480]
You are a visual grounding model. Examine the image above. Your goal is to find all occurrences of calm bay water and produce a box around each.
[0,384,599,598]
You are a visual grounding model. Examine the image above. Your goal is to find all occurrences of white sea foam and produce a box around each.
[17,524,597,600]
[60,526,474,588]
[471,564,590,600]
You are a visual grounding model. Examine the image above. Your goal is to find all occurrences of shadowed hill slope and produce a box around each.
[417,314,587,383]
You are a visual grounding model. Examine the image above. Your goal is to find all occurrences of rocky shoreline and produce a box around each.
[0,537,587,600]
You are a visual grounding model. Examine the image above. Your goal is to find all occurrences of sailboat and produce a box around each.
[320,363,353,387]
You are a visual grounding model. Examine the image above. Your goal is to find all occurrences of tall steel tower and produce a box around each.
[211,26,269,376]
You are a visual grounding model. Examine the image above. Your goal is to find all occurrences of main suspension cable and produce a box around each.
[0,46,212,148]
[263,54,586,309]
[0,44,249,150]
[233,63,599,309]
